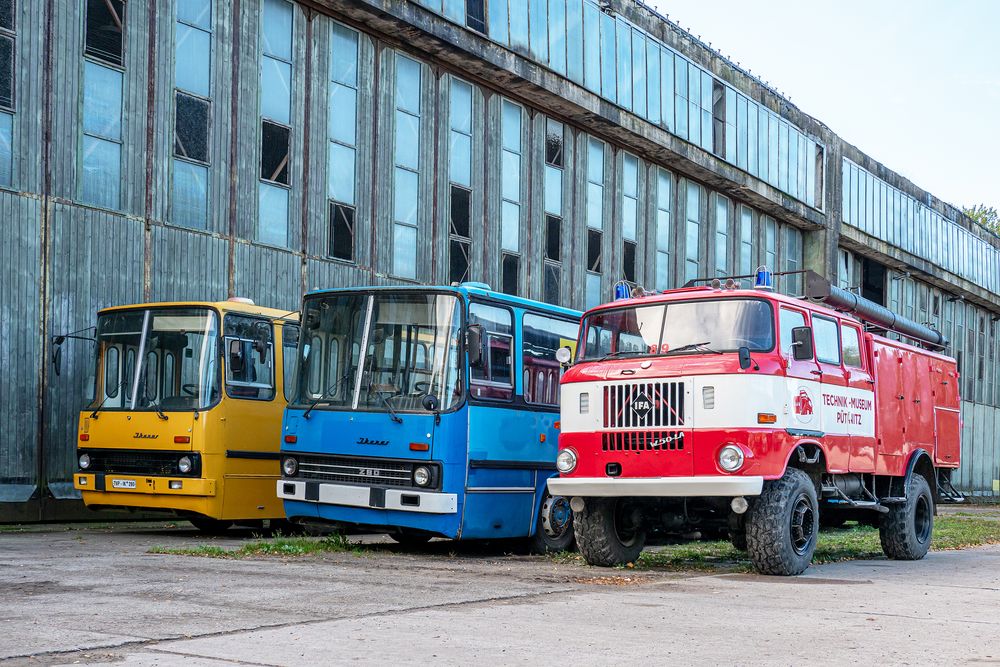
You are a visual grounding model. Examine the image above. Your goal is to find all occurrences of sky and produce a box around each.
[646,0,1000,213]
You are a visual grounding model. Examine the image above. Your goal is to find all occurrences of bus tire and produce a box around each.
[189,517,234,534]
[574,498,645,567]
[879,472,933,561]
[528,492,575,554]
[389,529,433,547]
[745,467,818,576]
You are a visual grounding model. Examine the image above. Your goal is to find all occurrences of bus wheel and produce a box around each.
[528,493,575,554]
[574,498,646,567]
[389,529,433,547]
[189,517,234,534]
[746,467,818,576]
[879,473,933,561]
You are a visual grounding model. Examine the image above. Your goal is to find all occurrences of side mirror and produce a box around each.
[421,394,440,412]
[555,346,573,365]
[466,324,484,368]
[737,346,752,370]
[229,339,245,374]
[791,326,814,361]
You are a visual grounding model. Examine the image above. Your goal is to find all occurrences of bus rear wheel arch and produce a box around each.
[527,491,575,554]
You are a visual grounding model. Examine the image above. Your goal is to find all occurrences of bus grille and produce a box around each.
[602,431,685,452]
[80,450,199,477]
[603,381,685,429]
[296,455,415,488]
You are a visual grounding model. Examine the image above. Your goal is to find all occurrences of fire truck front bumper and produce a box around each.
[547,475,764,498]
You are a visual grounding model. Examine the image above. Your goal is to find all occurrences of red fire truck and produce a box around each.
[548,269,963,575]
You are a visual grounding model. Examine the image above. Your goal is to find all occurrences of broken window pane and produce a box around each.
[174,92,209,163]
[329,202,355,261]
[0,0,12,32]
[450,239,470,284]
[450,185,470,238]
[502,253,519,296]
[0,34,11,110]
[85,0,125,66]
[587,229,602,273]
[260,120,289,184]
[545,119,563,167]
[623,240,637,282]
[546,214,561,262]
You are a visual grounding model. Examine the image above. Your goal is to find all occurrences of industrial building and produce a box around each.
[2,0,998,520]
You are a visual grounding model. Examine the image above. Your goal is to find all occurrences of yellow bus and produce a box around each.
[72,299,299,532]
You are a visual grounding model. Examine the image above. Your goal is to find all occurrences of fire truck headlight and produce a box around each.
[177,456,193,474]
[718,445,745,472]
[282,456,298,477]
[413,466,431,487]
[79,453,91,470]
[556,449,577,474]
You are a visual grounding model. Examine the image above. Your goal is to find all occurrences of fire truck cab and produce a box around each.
[548,269,962,575]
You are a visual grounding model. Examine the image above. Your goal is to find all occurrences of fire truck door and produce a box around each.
[810,315,850,472]
[842,324,875,473]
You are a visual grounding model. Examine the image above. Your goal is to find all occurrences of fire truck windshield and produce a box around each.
[579,298,774,360]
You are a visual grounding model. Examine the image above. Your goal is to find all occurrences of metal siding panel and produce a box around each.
[233,242,300,311]
[50,0,84,201]
[149,226,228,301]
[122,1,150,216]
[234,1,260,240]
[151,0,175,224]
[14,1,46,193]
[43,204,145,494]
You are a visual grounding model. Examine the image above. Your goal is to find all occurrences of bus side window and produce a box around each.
[223,315,275,401]
[161,351,175,399]
[522,312,578,407]
[282,324,299,402]
[469,303,513,401]
[143,351,158,405]
[105,346,120,404]
[305,335,323,398]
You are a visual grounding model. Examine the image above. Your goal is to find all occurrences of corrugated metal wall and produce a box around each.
[2,0,998,519]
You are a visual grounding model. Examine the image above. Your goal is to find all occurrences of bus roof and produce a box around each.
[97,300,299,321]
[305,283,582,319]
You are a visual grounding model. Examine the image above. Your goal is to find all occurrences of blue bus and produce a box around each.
[277,283,581,551]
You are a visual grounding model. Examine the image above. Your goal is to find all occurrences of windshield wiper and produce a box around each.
[138,374,168,421]
[597,350,646,362]
[89,379,131,419]
[371,387,403,424]
[303,369,355,420]
[663,341,722,356]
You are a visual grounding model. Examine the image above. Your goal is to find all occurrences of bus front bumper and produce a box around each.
[547,475,764,497]
[278,480,458,514]
[74,473,217,497]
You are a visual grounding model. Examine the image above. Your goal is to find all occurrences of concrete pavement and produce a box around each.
[3,523,1000,665]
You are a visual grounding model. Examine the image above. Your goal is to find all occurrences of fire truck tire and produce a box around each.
[189,517,234,534]
[574,498,646,567]
[879,473,933,561]
[745,468,818,576]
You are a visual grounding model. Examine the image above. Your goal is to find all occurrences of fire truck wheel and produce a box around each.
[745,467,818,576]
[879,473,933,560]
[189,517,234,534]
[574,498,646,567]
[528,493,575,554]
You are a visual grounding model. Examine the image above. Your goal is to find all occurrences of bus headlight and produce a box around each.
[556,449,577,474]
[413,466,431,487]
[282,457,298,477]
[718,445,745,472]
[79,453,91,470]
[178,456,193,474]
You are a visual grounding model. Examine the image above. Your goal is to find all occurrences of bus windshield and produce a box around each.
[579,298,774,361]
[91,307,221,411]
[293,292,463,414]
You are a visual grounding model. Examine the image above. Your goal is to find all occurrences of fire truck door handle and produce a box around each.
[864,378,875,385]
[810,370,823,376]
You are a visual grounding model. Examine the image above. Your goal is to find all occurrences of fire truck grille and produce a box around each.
[603,381,685,429]
[602,431,686,452]
[296,455,415,488]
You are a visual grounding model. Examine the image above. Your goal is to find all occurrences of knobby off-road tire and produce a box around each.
[527,492,576,554]
[745,468,819,576]
[879,472,933,560]
[574,498,646,566]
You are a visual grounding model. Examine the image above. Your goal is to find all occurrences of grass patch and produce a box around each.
[562,510,1000,573]
[149,533,361,560]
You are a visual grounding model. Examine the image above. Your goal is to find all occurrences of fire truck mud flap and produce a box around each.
[546,476,764,497]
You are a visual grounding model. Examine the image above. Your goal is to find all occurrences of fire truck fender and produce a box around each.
[780,439,827,476]
[902,449,938,503]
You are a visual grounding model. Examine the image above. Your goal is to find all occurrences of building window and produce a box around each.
[738,205,753,276]
[328,21,359,262]
[585,137,605,308]
[81,60,123,210]
[466,0,486,33]
[499,98,522,293]
[85,0,124,66]
[392,53,421,279]
[501,253,519,296]
[543,118,563,304]
[783,225,803,295]
[621,153,638,284]
[684,181,702,283]
[258,0,293,247]
[655,168,671,290]
[0,0,15,187]
[173,0,212,232]
[448,78,473,283]
[763,215,777,271]
[714,193,729,278]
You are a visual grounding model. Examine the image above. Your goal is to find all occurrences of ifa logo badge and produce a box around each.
[631,393,654,420]
[793,387,815,424]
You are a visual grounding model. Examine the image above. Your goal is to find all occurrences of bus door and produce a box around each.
[463,301,535,539]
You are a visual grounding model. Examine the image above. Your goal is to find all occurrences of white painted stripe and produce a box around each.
[547,475,764,497]
[276,480,458,514]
